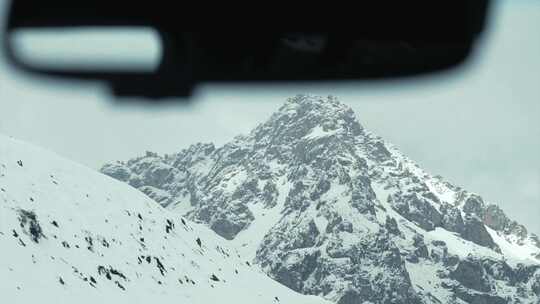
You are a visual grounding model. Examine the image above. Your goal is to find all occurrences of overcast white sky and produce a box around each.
[1,1,539,235]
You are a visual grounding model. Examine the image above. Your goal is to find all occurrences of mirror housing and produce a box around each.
[3,2,490,99]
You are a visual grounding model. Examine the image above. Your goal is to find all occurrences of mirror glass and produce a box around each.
[9,27,162,72]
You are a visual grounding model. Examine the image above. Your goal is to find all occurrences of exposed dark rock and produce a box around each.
[463,194,486,218]
[389,193,442,231]
[210,218,247,240]
[454,288,507,304]
[337,290,360,304]
[385,216,401,236]
[441,205,465,234]
[115,281,125,291]
[461,215,498,250]
[441,204,499,250]
[450,259,491,293]
[154,257,166,276]
[100,163,131,181]
[17,209,45,243]
[484,204,509,231]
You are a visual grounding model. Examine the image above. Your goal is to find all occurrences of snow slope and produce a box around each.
[0,134,329,304]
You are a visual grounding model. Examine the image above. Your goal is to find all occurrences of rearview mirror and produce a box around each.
[3,2,490,99]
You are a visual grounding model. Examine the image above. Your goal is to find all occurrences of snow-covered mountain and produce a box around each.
[103,95,540,304]
[0,134,330,304]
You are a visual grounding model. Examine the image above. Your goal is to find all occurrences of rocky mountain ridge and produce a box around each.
[103,95,540,304]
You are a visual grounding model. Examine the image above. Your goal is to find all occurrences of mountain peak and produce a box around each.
[251,95,364,148]
[280,94,349,113]
[277,94,359,125]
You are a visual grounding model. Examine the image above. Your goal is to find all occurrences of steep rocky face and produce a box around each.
[102,95,540,304]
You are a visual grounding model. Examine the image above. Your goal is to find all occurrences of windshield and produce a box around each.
[1,1,539,304]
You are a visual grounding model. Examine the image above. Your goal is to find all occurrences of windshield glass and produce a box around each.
[1,1,539,304]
